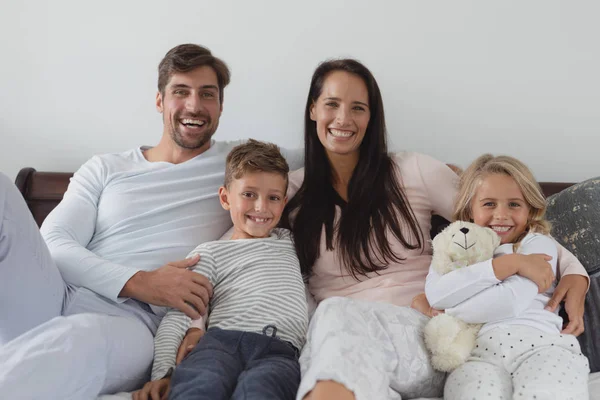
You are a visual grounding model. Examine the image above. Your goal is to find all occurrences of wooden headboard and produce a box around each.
[15,168,73,227]
[14,167,576,229]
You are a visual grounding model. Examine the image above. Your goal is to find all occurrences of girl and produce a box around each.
[425,154,590,399]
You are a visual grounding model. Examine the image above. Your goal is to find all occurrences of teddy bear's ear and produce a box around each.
[431,227,453,274]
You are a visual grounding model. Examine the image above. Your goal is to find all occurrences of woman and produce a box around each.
[283,59,589,400]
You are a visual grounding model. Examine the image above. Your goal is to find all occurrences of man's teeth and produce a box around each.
[328,129,353,138]
[491,226,511,233]
[181,119,205,127]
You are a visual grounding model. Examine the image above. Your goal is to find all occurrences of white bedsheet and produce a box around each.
[97,371,600,400]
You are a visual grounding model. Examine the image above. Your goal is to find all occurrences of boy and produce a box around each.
[134,139,308,400]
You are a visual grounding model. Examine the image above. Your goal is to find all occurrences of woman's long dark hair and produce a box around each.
[283,59,423,279]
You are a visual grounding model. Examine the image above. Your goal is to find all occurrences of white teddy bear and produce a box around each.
[424,220,501,372]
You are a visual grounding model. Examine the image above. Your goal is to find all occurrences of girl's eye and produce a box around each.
[483,202,495,207]
[269,196,281,201]
[352,106,366,112]
[325,102,338,108]
[509,202,521,208]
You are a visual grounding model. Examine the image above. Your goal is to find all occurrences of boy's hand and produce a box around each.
[410,293,444,318]
[176,328,205,364]
[133,377,170,400]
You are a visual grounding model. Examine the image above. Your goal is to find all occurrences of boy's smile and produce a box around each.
[219,172,288,240]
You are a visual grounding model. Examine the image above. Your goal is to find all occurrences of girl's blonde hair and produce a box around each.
[453,154,551,241]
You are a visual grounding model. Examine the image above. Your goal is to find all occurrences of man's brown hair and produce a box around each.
[225,139,289,189]
[158,44,231,105]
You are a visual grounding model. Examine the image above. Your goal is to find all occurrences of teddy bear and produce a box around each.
[423,220,501,372]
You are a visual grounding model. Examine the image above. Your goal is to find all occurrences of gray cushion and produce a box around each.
[546,177,600,372]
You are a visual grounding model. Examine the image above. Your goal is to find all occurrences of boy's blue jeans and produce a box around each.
[170,326,300,400]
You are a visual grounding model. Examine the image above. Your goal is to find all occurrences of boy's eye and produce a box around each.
[242,192,255,198]
[173,89,187,96]
[202,92,215,99]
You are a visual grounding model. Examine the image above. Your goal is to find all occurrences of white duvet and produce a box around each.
[98,368,600,399]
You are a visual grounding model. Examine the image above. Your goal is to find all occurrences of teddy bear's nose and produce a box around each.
[460,227,469,234]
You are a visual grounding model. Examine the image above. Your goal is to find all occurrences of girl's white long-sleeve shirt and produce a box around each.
[425,233,566,335]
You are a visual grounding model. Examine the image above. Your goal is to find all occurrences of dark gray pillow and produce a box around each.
[546,177,600,372]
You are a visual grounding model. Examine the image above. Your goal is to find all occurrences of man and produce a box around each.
[0,44,301,398]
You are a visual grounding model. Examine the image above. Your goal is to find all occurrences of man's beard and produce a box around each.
[170,114,217,150]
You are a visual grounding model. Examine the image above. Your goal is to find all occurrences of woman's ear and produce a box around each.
[309,102,317,121]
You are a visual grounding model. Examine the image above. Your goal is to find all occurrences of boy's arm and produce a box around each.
[151,309,192,380]
[151,246,217,380]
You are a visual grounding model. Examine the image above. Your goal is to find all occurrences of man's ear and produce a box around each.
[218,186,231,210]
[309,102,316,121]
[156,91,164,113]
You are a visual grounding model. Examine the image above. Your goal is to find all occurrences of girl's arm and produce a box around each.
[426,240,556,309]
[425,259,501,309]
[445,234,557,323]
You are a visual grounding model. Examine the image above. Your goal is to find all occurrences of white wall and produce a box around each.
[1,0,599,182]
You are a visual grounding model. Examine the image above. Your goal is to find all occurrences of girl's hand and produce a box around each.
[133,377,170,400]
[516,253,555,293]
[410,293,444,318]
[545,274,588,336]
[176,328,204,364]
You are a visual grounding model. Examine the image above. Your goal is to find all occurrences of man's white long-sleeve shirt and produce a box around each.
[425,233,564,335]
[40,141,302,308]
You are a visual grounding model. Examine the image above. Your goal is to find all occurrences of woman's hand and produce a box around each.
[515,253,555,293]
[545,274,588,336]
[176,328,205,364]
[410,293,444,318]
[133,377,170,400]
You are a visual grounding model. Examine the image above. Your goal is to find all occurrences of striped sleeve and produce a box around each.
[151,309,191,380]
[150,246,217,381]
[188,244,218,285]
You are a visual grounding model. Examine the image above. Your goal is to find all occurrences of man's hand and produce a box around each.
[120,255,213,319]
[133,377,170,400]
[176,328,205,365]
[410,293,444,318]
[545,274,588,336]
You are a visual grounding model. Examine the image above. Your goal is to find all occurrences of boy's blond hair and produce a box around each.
[453,154,551,240]
[224,139,289,189]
